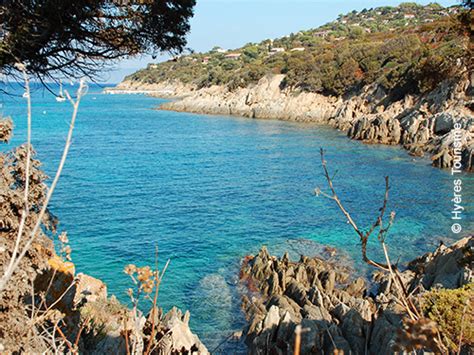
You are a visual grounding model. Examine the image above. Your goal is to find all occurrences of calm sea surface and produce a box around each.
[2,83,473,350]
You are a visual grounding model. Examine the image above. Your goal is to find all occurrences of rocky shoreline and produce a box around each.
[239,237,473,354]
[0,232,209,354]
[113,73,474,171]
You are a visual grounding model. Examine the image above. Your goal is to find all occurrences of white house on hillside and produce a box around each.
[224,53,241,59]
[270,47,285,53]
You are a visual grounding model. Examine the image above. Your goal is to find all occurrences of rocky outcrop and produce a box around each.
[105,80,196,98]
[345,78,474,171]
[239,237,473,354]
[1,237,208,354]
[160,75,340,123]
[148,73,473,171]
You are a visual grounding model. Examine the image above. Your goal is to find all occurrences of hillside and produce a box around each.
[125,3,467,98]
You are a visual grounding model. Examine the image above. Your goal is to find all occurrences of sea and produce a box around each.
[1,82,473,351]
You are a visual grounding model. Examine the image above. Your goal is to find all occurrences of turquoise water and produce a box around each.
[2,83,473,350]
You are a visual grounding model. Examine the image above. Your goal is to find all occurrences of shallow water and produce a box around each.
[2,83,473,349]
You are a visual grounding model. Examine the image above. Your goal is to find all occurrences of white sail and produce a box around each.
[56,81,66,102]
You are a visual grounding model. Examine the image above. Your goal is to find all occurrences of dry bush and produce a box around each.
[0,117,13,143]
[0,70,86,352]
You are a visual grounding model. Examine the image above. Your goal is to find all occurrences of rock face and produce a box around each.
[62,267,209,355]
[1,243,209,354]
[239,237,473,354]
[140,73,474,171]
[159,75,340,124]
[158,307,209,354]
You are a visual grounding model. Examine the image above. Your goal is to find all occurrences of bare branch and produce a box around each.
[315,148,395,270]
[4,65,33,285]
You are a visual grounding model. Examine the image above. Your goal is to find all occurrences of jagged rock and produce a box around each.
[285,280,308,306]
[263,305,280,331]
[161,307,209,354]
[302,304,332,321]
[276,311,296,342]
[462,143,474,171]
[345,277,366,297]
[321,270,336,293]
[340,309,367,354]
[408,237,473,290]
[434,112,455,135]
[369,311,402,354]
[298,319,325,353]
[240,237,473,355]
[267,295,302,322]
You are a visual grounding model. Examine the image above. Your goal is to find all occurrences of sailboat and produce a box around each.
[56,82,66,102]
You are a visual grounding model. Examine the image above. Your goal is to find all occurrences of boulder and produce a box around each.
[74,273,107,308]
[434,113,455,135]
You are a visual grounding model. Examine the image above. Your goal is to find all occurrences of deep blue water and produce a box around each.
[1,83,473,350]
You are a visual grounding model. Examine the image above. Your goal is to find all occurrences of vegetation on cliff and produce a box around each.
[126,3,470,98]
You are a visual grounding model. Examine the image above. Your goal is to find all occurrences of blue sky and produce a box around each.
[104,0,458,83]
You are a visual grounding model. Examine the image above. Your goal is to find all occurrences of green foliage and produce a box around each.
[0,0,196,81]
[422,284,474,352]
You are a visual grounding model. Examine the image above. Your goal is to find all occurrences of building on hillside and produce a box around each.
[313,30,331,38]
[224,53,241,60]
[404,13,416,19]
[290,47,305,52]
[270,47,285,53]
[214,47,227,53]
[202,57,211,64]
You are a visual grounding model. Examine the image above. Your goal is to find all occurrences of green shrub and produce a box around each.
[422,283,474,352]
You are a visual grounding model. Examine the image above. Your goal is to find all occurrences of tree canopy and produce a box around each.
[0,0,196,80]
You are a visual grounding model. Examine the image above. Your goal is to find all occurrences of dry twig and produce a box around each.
[315,148,395,270]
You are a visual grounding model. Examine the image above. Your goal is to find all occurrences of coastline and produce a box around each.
[110,73,474,172]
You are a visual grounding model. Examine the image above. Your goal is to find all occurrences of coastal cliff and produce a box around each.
[116,72,474,171]
[113,3,473,171]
